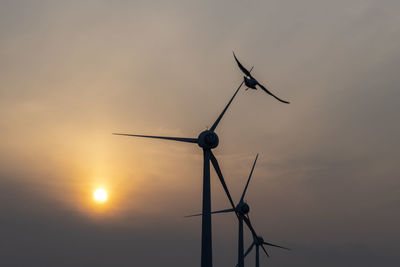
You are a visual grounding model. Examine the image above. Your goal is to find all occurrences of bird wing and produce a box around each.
[257,83,290,104]
[233,52,252,77]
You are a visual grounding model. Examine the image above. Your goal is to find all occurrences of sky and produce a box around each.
[1,0,400,266]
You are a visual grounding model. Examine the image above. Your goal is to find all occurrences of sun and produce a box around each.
[93,188,108,203]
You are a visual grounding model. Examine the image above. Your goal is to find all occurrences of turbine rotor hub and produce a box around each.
[197,130,219,149]
[236,202,250,215]
[256,236,264,244]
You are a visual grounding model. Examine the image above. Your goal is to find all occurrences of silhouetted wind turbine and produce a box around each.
[186,153,260,267]
[241,214,290,267]
[233,52,290,104]
[113,80,249,267]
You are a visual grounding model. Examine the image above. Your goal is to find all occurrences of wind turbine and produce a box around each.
[241,214,290,267]
[113,79,250,267]
[186,153,259,267]
[186,154,289,266]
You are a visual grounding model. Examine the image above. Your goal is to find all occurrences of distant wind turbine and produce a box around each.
[186,154,289,267]
[186,153,259,267]
[233,52,290,104]
[114,80,247,267]
[241,214,290,267]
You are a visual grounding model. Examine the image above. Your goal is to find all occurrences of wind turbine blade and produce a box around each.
[209,81,244,132]
[260,244,270,258]
[258,83,290,104]
[209,151,236,210]
[184,208,235,218]
[210,67,254,132]
[239,153,259,203]
[244,242,255,258]
[243,215,258,239]
[263,242,290,250]
[184,213,203,218]
[113,133,198,143]
[235,244,254,267]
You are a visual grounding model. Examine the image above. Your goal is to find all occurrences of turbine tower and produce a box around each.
[186,153,260,267]
[114,79,250,267]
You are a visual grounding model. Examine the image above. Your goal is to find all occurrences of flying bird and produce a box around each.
[233,52,290,104]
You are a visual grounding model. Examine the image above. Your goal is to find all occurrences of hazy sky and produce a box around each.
[1,1,400,266]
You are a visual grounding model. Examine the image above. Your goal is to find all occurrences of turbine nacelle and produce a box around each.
[198,130,219,149]
[256,236,264,245]
[236,202,250,215]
